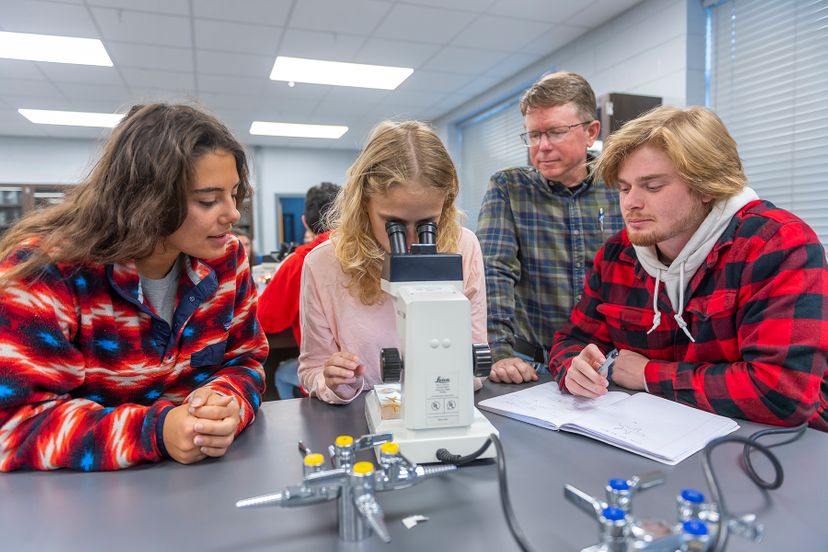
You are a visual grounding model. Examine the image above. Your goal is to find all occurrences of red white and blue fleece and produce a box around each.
[0,238,268,471]
[550,200,828,431]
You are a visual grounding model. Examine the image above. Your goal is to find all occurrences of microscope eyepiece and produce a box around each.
[416,221,437,245]
[385,221,407,254]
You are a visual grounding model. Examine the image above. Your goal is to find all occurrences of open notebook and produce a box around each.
[478,382,738,465]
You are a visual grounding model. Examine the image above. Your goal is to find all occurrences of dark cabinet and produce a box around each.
[598,93,663,140]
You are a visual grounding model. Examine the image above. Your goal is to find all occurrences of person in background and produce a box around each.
[299,121,487,404]
[477,71,623,385]
[258,182,341,399]
[550,106,827,430]
[0,103,268,471]
[233,230,258,265]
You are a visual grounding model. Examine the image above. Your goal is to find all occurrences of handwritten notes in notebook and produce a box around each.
[478,382,739,465]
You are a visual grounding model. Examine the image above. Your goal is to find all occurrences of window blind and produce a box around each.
[709,0,828,248]
[457,98,527,231]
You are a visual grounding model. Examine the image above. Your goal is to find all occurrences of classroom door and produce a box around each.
[278,196,305,245]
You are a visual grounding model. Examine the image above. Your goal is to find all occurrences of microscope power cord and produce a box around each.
[436,434,535,552]
[703,423,807,552]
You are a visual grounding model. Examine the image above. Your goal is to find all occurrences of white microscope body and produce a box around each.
[365,222,498,463]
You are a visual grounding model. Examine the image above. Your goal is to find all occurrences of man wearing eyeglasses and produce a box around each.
[477,71,623,384]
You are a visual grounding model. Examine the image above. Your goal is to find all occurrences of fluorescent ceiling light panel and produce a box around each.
[18,109,124,128]
[249,121,348,139]
[270,56,413,90]
[0,31,113,66]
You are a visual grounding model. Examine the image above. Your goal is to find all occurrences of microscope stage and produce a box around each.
[365,388,498,464]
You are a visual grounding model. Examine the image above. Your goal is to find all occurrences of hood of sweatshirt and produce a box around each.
[632,186,759,342]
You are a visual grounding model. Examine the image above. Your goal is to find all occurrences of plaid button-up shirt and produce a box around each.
[550,200,828,430]
[476,164,623,361]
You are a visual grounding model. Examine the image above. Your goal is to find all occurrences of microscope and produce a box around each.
[364,221,498,464]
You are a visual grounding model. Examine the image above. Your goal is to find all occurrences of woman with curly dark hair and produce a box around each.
[0,103,268,471]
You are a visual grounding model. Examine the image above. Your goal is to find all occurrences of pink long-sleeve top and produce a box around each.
[299,227,488,404]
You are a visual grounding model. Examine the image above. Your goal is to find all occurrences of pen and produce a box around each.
[598,207,605,233]
[598,348,618,381]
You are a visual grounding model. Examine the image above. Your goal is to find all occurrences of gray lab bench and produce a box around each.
[1,378,825,551]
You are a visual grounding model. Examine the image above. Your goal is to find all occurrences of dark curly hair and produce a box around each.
[0,103,250,285]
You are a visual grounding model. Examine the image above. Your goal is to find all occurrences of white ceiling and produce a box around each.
[0,0,641,150]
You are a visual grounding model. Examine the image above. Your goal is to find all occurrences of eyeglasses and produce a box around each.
[519,121,592,147]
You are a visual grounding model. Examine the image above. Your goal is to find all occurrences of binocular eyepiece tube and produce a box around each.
[385,222,407,255]
[385,221,438,254]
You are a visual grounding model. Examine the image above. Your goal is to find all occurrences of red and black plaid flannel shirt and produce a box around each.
[550,200,828,431]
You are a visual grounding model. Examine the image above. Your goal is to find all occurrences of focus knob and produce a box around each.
[472,343,492,377]
[380,348,403,383]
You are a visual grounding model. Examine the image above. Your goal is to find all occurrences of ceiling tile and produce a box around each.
[420,46,508,75]
[485,51,547,79]
[452,74,503,100]
[192,0,292,27]
[321,86,390,105]
[451,15,553,52]
[198,74,267,97]
[36,62,123,86]
[41,125,115,139]
[0,0,646,145]
[2,79,64,100]
[196,50,273,78]
[374,4,477,44]
[198,92,264,110]
[278,29,365,61]
[254,97,324,119]
[261,80,330,102]
[106,42,194,72]
[194,19,281,56]
[289,0,392,35]
[0,1,99,37]
[125,89,197,105]
[520,24,589,55]
[394,70,476,94]
[381,89,445,109]
[120,67,196,90]
[312,99,374,122]
[355,38,441,68]
[487,0,587,23]
[91,7,191,48]
[55,82,130,103]
[0,59,44,80]
[402,0,495,12]
[566,0,641,27]
[0,119,50,137]
[85,0,190,16]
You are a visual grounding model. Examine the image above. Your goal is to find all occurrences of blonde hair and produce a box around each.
[519,71,596,120]
[595,106,747,199]
[328,121,461,305]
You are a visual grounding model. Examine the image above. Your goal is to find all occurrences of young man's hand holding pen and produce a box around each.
[564,345,649,397]
[565,344,611,397]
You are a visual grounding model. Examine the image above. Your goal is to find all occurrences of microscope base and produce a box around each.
[365,390,498,464]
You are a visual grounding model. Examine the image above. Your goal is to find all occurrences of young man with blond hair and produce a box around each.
[549,106,827,430]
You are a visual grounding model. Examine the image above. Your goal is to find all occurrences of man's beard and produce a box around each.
[626,200,709,247]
